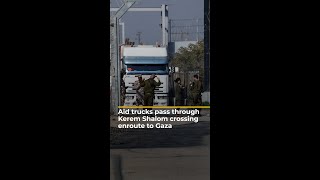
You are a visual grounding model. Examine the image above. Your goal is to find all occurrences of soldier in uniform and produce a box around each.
[120,70,127,106]
[174,78,185,107]
[133,74,144,106]
[139,74,161,107]
[189,74,203,116]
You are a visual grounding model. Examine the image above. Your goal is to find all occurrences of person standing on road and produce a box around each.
[139,74,161,106]
[189,74,203,116]
[174,78,185,107]
[120,70,127,106]
[133,74,144,106]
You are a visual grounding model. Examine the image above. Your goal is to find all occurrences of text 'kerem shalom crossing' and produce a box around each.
[118,115,199,123]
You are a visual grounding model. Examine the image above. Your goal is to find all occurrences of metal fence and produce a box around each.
[169,19,204,42]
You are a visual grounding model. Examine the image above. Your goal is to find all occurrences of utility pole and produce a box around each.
[110,0,136,115]
[196,18,199,41]
[136,32,142,44]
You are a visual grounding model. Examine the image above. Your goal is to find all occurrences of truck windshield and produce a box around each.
[126,64,167,72]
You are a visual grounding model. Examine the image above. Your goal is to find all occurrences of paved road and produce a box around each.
[110,110,210,180]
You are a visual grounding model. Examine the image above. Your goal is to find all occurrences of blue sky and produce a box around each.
[110,0,204,44]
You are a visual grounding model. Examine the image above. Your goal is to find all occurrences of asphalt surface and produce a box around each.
[110,110,210,180]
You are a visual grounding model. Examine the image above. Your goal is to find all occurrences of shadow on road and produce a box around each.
[110,121,210,149]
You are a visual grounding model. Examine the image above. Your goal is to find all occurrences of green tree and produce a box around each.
[170,40,204,77]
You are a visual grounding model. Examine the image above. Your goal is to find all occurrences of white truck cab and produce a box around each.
[121,45,169,106]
